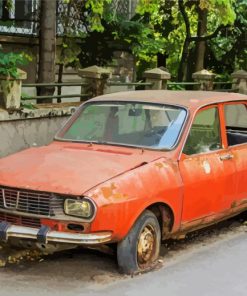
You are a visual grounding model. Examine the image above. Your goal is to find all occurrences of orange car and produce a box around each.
[0,90,246,274]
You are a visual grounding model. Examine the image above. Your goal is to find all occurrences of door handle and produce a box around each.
[220,154,234,161]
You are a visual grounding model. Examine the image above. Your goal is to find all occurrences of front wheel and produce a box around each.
[117,210,161,274]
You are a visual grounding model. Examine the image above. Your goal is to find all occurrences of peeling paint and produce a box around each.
[202,160,211,174]
[101,183,117,198]
[155,162,163,169]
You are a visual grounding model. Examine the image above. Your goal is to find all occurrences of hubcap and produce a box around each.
[137,224,156,266]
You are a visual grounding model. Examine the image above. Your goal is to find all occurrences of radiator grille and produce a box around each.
[0,212,41,228]
[0,187,64,217]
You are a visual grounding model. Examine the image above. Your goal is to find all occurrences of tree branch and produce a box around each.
[178,0,191,38]
[190,25,230,41]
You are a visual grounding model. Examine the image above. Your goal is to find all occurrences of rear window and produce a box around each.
[224,103,247,129]
[224,103,247,146]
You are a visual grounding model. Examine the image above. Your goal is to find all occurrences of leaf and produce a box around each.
[0,48,30,79]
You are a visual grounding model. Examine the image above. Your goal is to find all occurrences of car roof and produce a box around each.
[90,90,246,109]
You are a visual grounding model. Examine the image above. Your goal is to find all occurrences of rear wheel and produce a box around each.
[117,210,161,274]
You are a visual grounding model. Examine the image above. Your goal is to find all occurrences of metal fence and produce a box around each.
[22,82,90,105]
[21,79,236,107]
[0,0,40,36]
[21,80,152,105]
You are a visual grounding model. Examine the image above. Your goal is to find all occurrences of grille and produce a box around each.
[0,187,64,217]
[0,212,41,228]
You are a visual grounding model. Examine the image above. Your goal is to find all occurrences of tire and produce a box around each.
[117,210,161,275]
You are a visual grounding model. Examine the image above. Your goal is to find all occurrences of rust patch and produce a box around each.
[100,182,128,201]
[112,192,124,199]
[101,187,113,199]
[101,183,117,198]
[238,199,247,206]
[155,162,163,169]
[155,161,170,170]
[91,192,99,199]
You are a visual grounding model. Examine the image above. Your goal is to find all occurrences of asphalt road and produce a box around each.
[0,216,246,296]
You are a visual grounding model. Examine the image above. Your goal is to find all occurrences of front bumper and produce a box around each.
[0,222,112,245]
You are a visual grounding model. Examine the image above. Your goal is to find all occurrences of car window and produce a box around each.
[64,104,110,140]
[183,107,222,155]
[58,102,187,150]
[224,103,247,146]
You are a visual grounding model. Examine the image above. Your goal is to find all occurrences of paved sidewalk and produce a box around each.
[0,229,246,296]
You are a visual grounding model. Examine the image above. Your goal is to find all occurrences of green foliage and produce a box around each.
[167,83,185,90]
[21,93,37,110]
[62,0,245,79]
[85,0,112,31]
[57,38,81,67]
[21,102,38,110]
[113,20,166,62]
[132,0,240,78]
[207,0,247,73]
[0,49,31,79]
[200,0,236,25]
[136,0,161,14]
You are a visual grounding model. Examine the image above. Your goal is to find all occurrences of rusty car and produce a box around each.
[0,90,246,274]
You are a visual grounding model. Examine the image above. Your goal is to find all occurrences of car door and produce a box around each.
[179,105,237,227]
[223,102,247,206]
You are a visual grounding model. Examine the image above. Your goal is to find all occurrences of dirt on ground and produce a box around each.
[0,211,247,286]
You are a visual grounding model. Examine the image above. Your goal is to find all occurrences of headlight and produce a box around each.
[64,198,95,219]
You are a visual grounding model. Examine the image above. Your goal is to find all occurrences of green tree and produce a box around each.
[206,0,247,76]
[134,0,237,81]
[177,0,236,80]
[57,0,245,83]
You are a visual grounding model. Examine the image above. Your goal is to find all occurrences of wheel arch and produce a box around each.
[120,201,175,241]
[147,202,174,239]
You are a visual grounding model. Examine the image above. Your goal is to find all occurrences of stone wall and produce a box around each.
[0,116,68,158]
[0,104,75,158]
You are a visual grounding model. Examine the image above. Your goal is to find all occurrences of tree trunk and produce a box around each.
[194,7,207,72]
[177,0,191,81]
[37,0,56,102]
[177,37,190,81]
[157,53,168,68]
[57,1,72,103]
[2,0,9,20]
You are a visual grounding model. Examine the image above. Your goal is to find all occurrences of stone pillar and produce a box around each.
[231,70,247,95]
[143,68,171,90]
[192,69,216,91]
[78,65,112,98]
[0,69,27,110]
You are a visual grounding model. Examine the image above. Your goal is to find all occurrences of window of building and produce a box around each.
[0,0,38,35]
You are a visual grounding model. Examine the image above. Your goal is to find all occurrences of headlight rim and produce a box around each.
[63,197,97,220]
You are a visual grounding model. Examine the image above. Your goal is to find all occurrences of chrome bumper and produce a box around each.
[0,222,112,245]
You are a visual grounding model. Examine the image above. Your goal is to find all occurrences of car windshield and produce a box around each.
[57,102,187,150]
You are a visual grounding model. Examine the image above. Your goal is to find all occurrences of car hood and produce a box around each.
[0,142,161,195]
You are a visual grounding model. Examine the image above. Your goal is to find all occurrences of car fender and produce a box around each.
[86,158,183,241]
